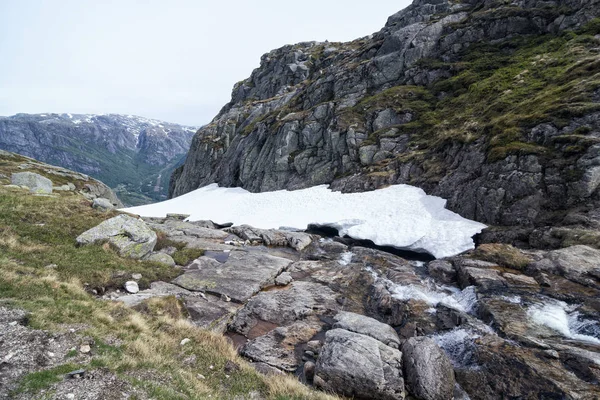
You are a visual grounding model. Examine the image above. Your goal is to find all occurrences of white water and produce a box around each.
[338,252,354,266]
[123,183,486,258]
[388,281,478,314]
[528,301,600,344]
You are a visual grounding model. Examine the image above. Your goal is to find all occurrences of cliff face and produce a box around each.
[171,0,600,244]
[0,113,196,205]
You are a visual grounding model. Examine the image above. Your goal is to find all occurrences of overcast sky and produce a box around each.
[0,1,411,126]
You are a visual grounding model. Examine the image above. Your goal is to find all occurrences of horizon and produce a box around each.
[0,1,412,126]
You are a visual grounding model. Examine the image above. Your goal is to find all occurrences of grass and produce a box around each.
[0,158,337,399]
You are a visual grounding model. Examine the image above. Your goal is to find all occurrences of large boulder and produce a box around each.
[402,337,455,400]
[314,329,405,400]
[11,172,52,194]
[76,214,157,259]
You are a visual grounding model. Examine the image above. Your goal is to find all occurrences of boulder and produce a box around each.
[172,251,292,302]
[76,214,157,259]
[314,329,405,400]
[226,225,313,251]
[11,172,52,194]
[332,311,401,349]
[275,272,293,286]
[92,197,115,211]
[124,281,139,294]
[230,281,339,336]
[427,260,457,284]
[143,252,176,266]
[527,245,600,289]
[402,337,455,400]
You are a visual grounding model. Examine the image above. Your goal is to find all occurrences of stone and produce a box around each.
[226,225,313,251]
[11,172,52,194]
[172,251,292,303]
[180,338,191,346]
[131,273,142,280]
[275,272,293,286]
[76,214,157,259]
[92,197,115,211]
[454,259,507,291]
[79,344,91,354]
[166,213,190,221]
[402,337,455,400]
[314,329,405,400]
[143,252,176,266]
[332,311,401,349]
[116,281,195,307]
[124,281,139,294]
[185,298,237,333]
[230,281,340,336]
[304,361,316,380]
[427,260,457,284]
[527,245,600,289]
[241,321,320,372]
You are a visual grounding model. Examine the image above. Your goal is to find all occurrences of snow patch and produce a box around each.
[528,301,600,344]
[123,184,486,258]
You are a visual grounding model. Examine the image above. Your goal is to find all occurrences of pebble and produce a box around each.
[180,338,191,346]
[80,344,91,354]
[197,374,206,379]
[66,394,75,400]
[8,321,17,326]
[124,281,139,294]
[131,273,143,280]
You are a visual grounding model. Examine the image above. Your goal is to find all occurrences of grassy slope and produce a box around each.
[0,162,335,399]
[336,19,600,180]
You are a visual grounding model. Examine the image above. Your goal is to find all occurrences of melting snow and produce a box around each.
[123,184,486,258]
[528,301,600,344]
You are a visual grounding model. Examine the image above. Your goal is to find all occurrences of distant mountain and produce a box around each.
[0,113,197,205]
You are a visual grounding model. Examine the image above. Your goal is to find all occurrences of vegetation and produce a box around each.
[470,243,534,270]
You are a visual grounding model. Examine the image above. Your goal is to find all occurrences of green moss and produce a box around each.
[172,248,205,266]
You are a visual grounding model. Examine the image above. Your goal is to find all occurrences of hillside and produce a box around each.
[0,113,196,205]
[170,0,600,249]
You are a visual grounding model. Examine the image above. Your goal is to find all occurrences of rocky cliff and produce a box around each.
[0,113,196,205]
[171,0,600,248]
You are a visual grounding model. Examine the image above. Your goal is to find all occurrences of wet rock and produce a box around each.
[184,298,238,333]
[427,260,456,284]
[76,214,157,259]
[172,251,292,302]
[402,337,455,400]
[11,172,52,194]
[333,311,401,349]
[303,361,316,380]
[314,329,405,400]
[251,362,285,376]
[454,259,507,290]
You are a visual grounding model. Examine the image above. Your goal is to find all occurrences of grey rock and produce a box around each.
[333,311,401,349]
[314,329,405,400]
[11,172,53,194]
[402,337,455,400]
[172,251,292,302]
[185,298,237,333]
[527,245,600,288]
[76,214,157,259]
[143,252,176,266]
[275,272,293,286]
[427,260,457,284]
[230,281,339,336]
[226,225,313,251]
[124,281,139,294]
[116,281,195,307]
[92,197,115,211]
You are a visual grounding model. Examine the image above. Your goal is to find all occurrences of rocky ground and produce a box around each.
[76,211,600,399]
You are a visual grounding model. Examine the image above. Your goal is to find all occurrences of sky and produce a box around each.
[0,1,412,126]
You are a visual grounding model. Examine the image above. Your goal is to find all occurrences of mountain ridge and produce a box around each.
[0,112,197,205]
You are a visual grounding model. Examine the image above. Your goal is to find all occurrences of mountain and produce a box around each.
[170,0,600,249]
[0,113,197,205]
